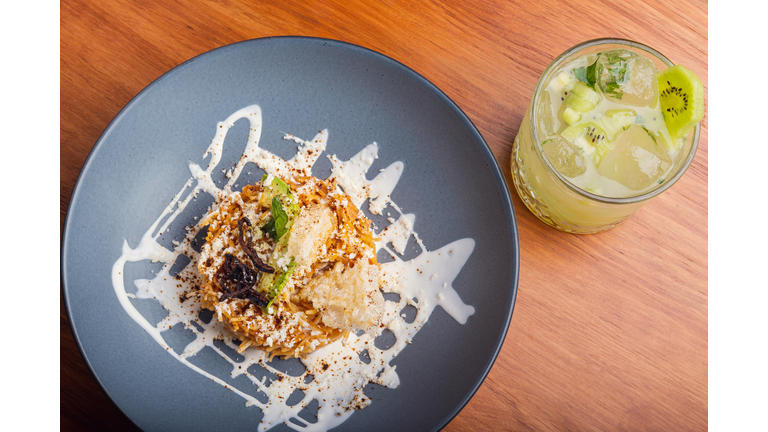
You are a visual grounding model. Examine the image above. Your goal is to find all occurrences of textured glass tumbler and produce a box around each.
[510,38,700,234]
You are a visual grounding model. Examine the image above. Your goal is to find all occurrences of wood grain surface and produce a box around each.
[60,0,708,430]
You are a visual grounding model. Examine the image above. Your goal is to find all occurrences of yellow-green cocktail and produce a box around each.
[511,39,703,234]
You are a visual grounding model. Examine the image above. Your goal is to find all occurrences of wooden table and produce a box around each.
[61,1,707,430]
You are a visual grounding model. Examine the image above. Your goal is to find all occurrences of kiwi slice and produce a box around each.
[584,125,606,145]
[560,123,613,165]
[561,123,607,146]
[657,65,704,139]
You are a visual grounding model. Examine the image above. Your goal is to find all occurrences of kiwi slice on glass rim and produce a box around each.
[657,65,705,140]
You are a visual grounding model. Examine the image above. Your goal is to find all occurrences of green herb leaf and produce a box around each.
[574,61,599,89]
[261,175,299,214]
[271,196,291,240]
[262,218,276,239]
[260,175,300,241]
[265,258,297,313]
[603,82,623,99]
[574,66,588,84]
[640,126,659,146]
[597,52,628,99]
[585,61,598,88]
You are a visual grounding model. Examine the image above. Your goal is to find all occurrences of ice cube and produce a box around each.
[597,125,671,191]
[536,90,555,138]
[596,50,658,107]
[542,136,587,178]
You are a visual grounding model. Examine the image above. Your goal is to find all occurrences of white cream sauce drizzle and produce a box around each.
[111,105,476,431]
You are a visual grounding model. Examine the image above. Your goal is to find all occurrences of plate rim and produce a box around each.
[61,35,520,431]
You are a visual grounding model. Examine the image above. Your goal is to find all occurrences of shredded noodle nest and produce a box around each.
[195,176,384,359]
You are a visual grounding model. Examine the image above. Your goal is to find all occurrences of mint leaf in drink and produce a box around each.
[640,125,658,146]
[586,61,599,88]
[573,64,598,88]
[596,51,628,99]
[574,66,588,85]
[574,60,599,89]
[590,50,659,107]
[603,81,623,98]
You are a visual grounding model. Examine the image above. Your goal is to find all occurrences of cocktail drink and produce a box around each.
[510,39,703,234]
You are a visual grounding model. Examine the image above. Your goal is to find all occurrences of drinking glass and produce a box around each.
[510,38,700,234]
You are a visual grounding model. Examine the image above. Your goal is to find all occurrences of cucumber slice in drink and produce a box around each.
[565,94,596,113]
[561,107,582,125]
[560,124,588,142]
[564,81,602,113]
[571,81,601,105]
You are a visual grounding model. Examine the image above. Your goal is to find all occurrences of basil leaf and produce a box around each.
[271,196,291,240]
[262,218,276,239]
[260,175,300,241]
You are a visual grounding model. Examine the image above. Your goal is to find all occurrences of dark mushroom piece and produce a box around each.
[217,254,270,308]
[238,217,275,273]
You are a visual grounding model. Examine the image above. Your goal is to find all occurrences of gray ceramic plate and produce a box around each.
[62,37,518,431]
